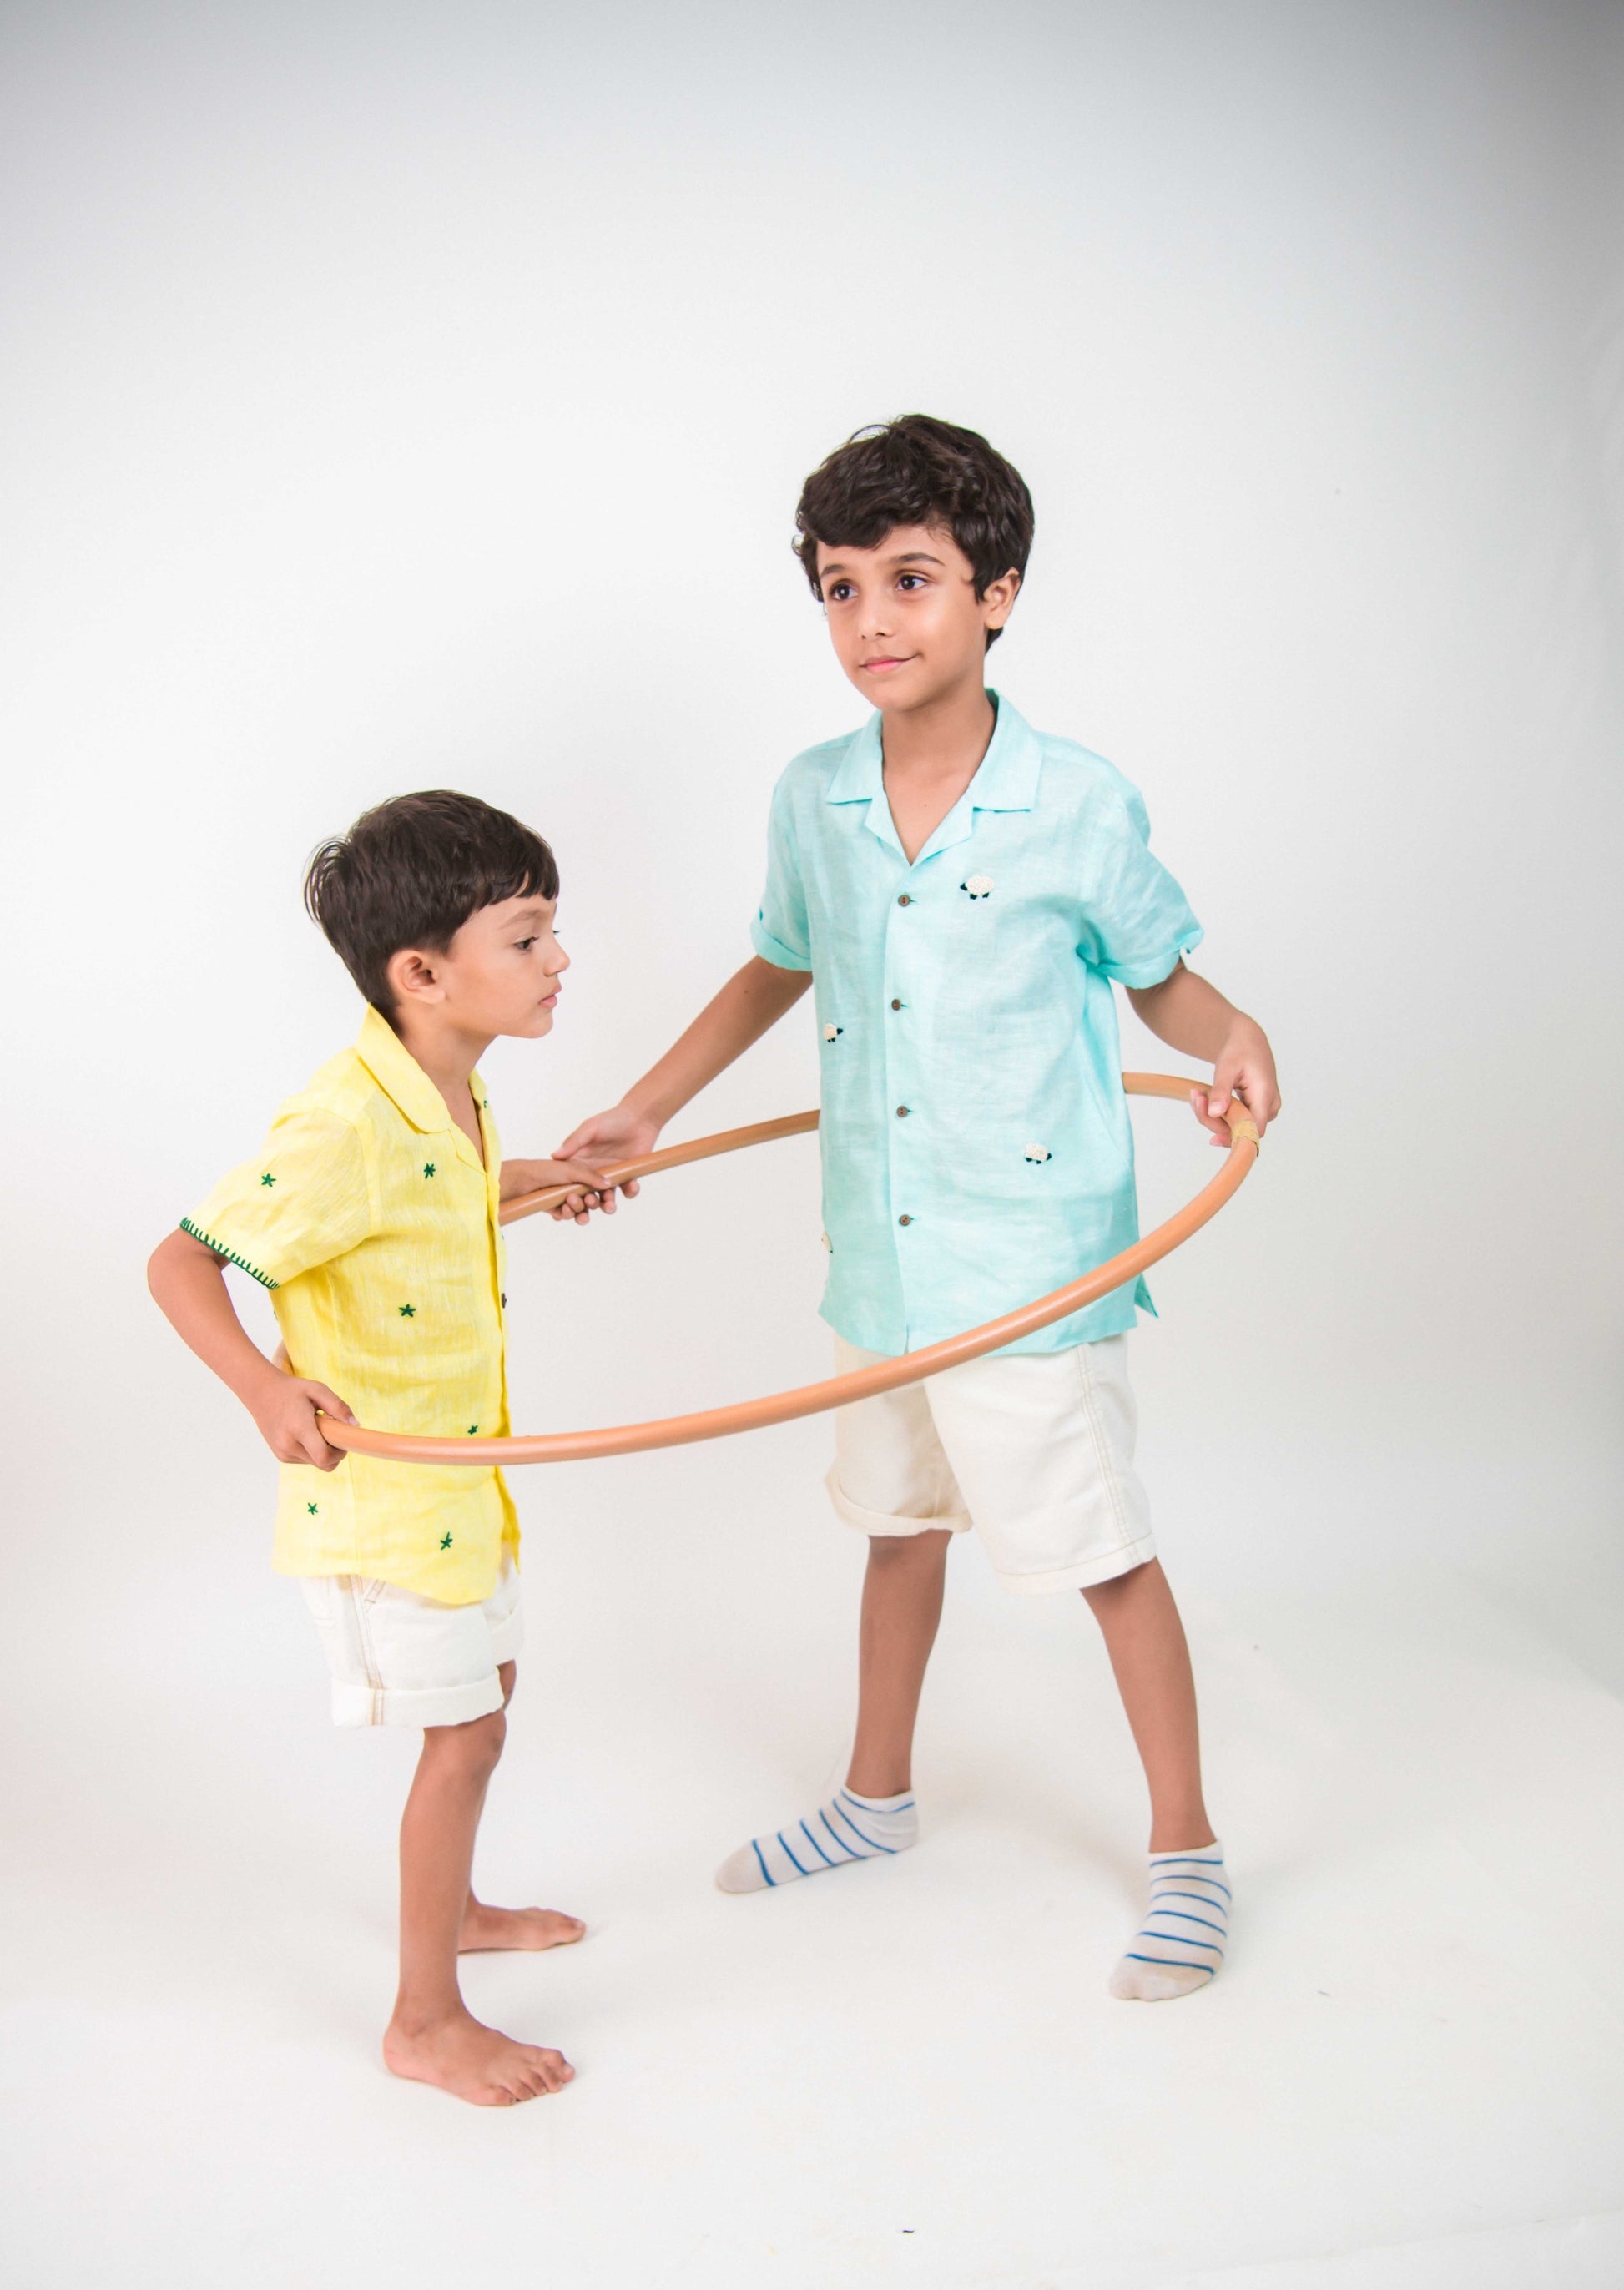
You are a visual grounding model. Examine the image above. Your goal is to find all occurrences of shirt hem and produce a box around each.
[819,1294,1143,1359]
[273,1548,508,1607]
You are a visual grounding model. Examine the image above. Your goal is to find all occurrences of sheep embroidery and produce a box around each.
[961,874,994,900]
[1025,1143,1052,1164]
[823,1024,843,1042]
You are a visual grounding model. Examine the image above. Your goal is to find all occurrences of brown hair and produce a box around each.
[794,414,1034,648]
[304,789,559,1016]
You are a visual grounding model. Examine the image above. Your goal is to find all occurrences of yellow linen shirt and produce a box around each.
[184,1005,518,1603]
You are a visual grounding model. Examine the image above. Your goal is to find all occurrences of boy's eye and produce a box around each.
[515,936,537,951]
[827,582,854,602]
[897,574,925,591]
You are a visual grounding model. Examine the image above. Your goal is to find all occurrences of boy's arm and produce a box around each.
[557,956,812,1168]
[1125,961,1282,1145]
[147,1228,356,1469]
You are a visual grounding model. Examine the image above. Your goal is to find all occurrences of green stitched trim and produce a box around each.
[179,1218,280,1289]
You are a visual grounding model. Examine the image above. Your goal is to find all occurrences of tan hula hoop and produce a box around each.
[318,1074,1258,1468]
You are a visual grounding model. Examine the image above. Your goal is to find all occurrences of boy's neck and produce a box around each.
[878,668,995,783]
[389,1009,492,1155]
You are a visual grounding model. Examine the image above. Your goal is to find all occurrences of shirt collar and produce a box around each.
[354,1004,459,1137]
[824,690,1042,815]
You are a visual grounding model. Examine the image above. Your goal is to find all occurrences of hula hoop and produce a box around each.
[315,1074,1258,1468]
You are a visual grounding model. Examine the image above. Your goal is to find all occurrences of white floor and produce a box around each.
[5,1433,1623,2290]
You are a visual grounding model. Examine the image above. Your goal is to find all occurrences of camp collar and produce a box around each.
[824,689,1044,863]
[354,1004,487,1168]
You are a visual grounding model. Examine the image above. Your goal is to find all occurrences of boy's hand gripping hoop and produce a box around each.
[318,1073,1259,1466]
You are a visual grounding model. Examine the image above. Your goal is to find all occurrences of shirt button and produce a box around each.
[895,1105,910,1118]
[890,997,903,1011]
[898,1213,913,1226]
[897,893,913,907]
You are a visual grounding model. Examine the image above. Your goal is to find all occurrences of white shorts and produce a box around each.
[300,1554,523,1729]
[827,1335,1155,1596]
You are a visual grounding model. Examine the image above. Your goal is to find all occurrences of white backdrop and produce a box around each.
[4,0,1618,1641]
[3,6,1623,2284]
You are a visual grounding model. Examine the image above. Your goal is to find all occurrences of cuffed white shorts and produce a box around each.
[300,1553,523,1729]
[827,1334,1155,1595]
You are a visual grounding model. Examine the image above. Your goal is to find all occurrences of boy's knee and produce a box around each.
[869,1527,952,1565]
[429,1706,506,1770]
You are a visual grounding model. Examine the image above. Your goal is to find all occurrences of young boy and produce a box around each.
[560,416,1280,1998]
[149,790,622,2102]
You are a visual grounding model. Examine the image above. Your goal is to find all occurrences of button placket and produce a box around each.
[883,878,922,1304]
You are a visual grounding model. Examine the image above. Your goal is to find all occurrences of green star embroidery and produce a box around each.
[439,1532,453,1551]
[306,1501,319,1516]
[467,1424,478,1435]
[399,1303,416,1318]
[422,1162,436,1178]
[482,1097,489,1109]
[260,1173,275,1188]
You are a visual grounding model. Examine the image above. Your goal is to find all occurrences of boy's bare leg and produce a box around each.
[845,1529,952,1797]
[1080,1560,1214,1850]
[458,1662,586,1955]
[383,1689,574,2105]
[716,1530,948,1891]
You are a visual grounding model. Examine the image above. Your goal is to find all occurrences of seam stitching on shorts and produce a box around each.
[920,1377,963,1521]
[347,1576,386,1726]
[1075,1343,1132,1547]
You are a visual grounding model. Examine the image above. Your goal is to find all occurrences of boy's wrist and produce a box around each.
[1218,1016,1263,1060]
[233,1350,290,1415]
[621,1085,670,1136]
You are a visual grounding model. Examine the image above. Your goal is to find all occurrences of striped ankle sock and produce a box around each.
[715,1785,918,1893]
[1109,1839,1230,2000]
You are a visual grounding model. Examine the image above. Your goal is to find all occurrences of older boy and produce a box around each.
[562,416,1279,1998]
[149,790,619,2101]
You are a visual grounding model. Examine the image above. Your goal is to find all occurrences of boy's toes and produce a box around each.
[459,1903,587,1953]
[521,2044,572,2094]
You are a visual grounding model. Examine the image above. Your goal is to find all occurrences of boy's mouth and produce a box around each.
[860,653,915,675]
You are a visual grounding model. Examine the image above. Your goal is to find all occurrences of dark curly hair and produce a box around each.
[794,415,1034,648]
[304,789,558,1017]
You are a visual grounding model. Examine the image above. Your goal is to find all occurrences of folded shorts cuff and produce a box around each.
[995,1530,1157,1596]
[825,1464,971,1537]
[329,1672,507,1731]
[487,1602,524,1668]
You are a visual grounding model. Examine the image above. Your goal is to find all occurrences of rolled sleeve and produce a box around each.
[1077,790,1203,988]
[751,775,814,971]
[183,1107,372,1289]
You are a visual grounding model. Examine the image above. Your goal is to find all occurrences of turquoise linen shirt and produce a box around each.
[750,694,1203,1357]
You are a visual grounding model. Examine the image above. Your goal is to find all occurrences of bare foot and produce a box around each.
[459,1899,586,1954]
[383,2005,574,2106]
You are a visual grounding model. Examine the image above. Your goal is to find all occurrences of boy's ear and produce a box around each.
[386,946,447,1009]
[982,567,1021,633]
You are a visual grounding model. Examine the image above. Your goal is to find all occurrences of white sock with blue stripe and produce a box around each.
[715,1784,918,1894]
[1109,1839,1230,2000]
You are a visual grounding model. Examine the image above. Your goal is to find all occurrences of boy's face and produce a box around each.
[815,525,1019,712]
[388,892,568,1040]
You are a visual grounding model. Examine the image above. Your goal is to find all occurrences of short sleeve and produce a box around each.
[1076,787,1203,988]
[182,1107,372,1289]
[749,773,813,972]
